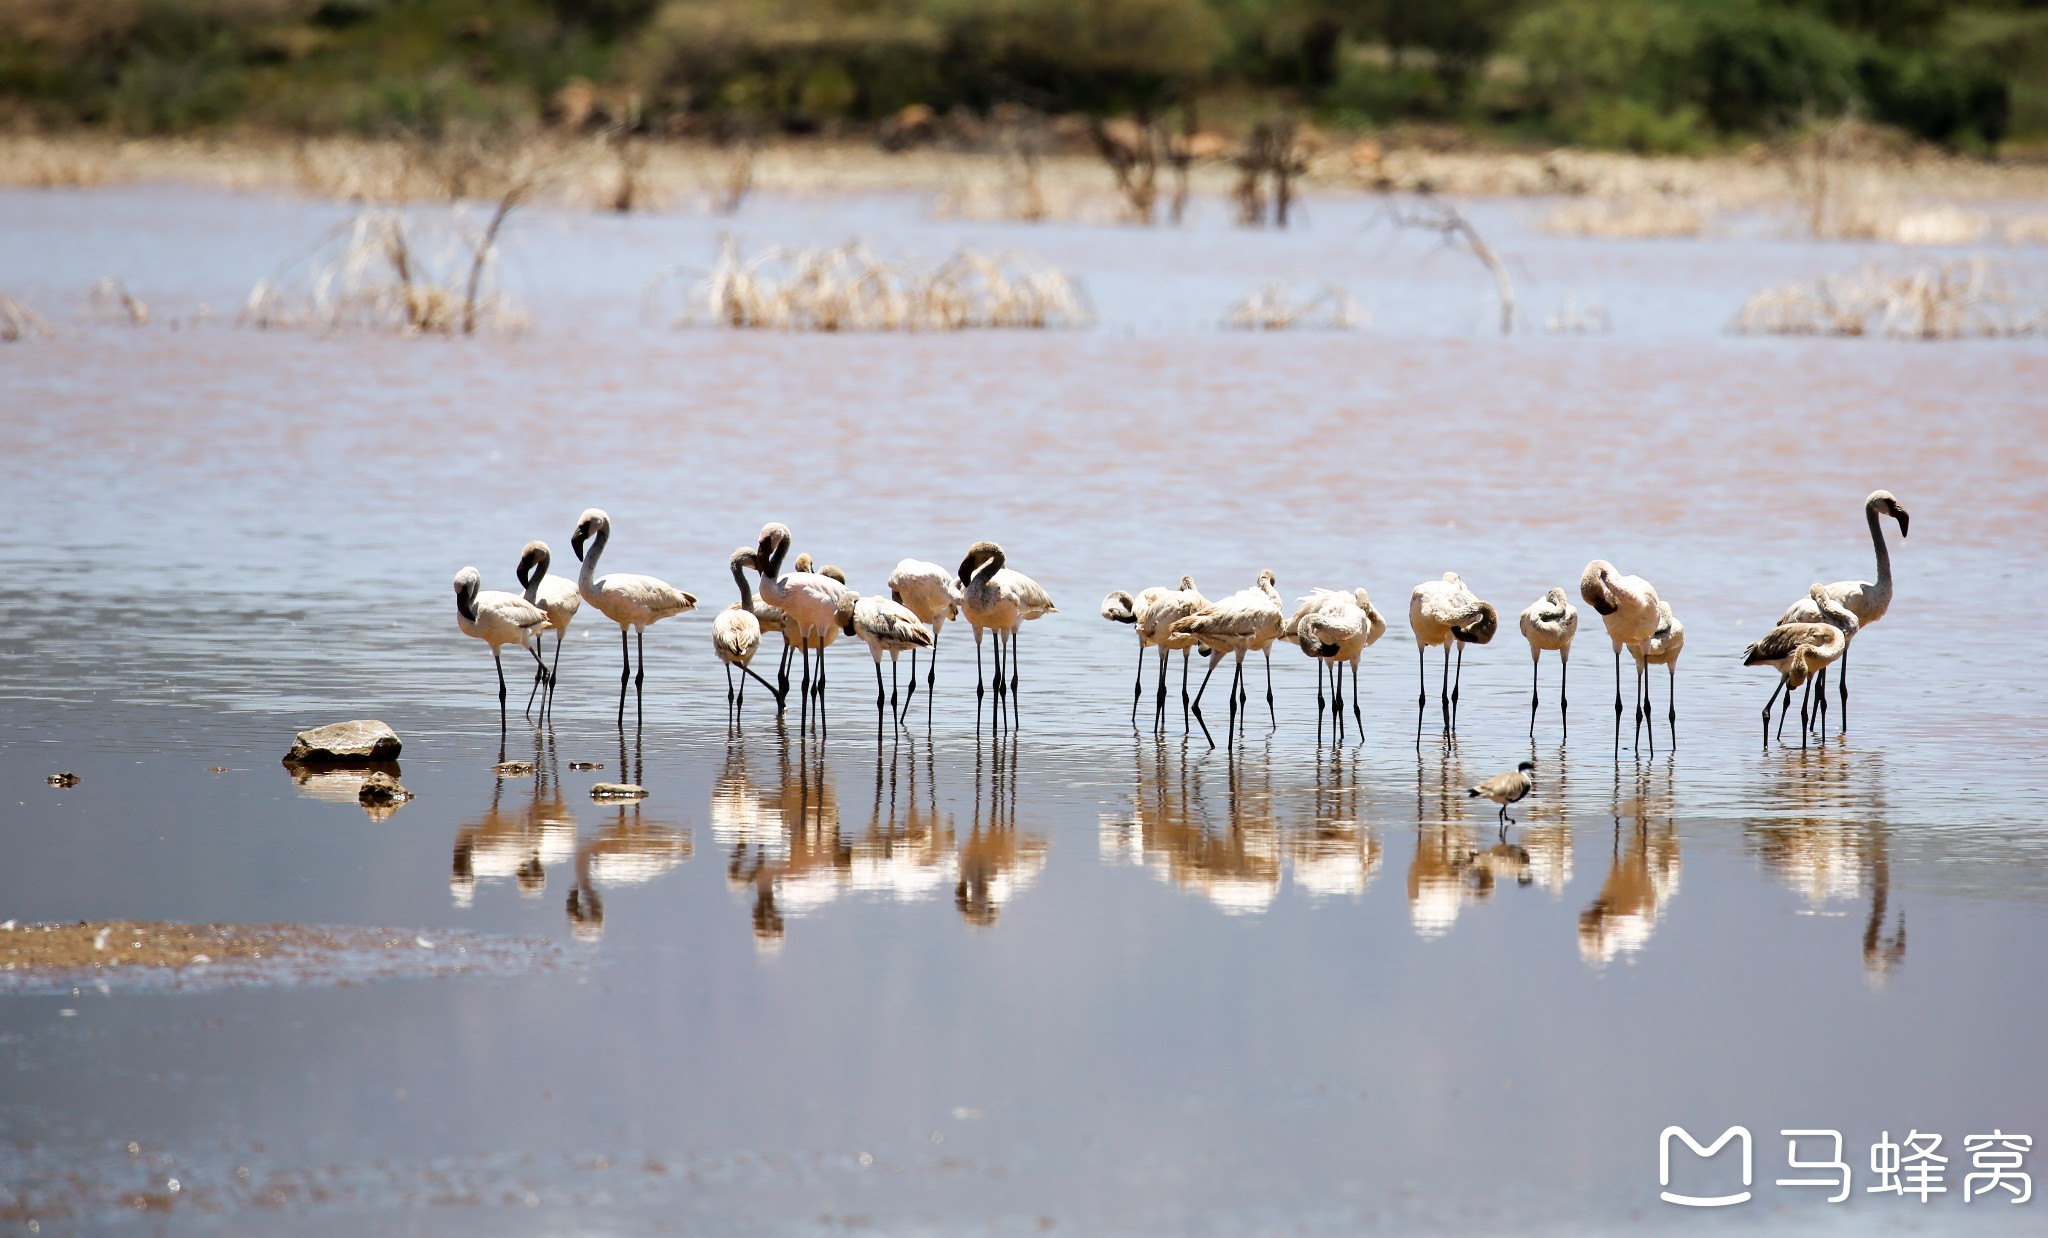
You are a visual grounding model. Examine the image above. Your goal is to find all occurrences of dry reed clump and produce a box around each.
[1543,195,1707,238]
[1,294,52,341]
[241,208,529,336]
[1737,259,2041,339]
[1545,295,1612,334]
[658,238,1092,332]
[86,277,148,325]
[1223,282,1365,330]
[0,137,118,189]
[2006,215,2048,245]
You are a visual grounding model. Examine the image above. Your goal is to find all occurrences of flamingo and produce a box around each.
[1578,560,1662,754]
[957,541,1056,724]
[1104,586,1178,724]
[1777,490,1910,732]
[1786,586,1858,739]
[570,509,697,723]
[713,547,783,717]
[515,540,580,717]
[1745,585,1853,750]
[1170,569,1282,745]
[1518,587,1578,738]
[453,566,549,722]
[1633,599,1684,747]
[840,593,934,724]
[1139,575,1209,733]
[888,558,963,720]
[755,524,854,722]
[1409,572,1499,736]
[1285,587,1387,737]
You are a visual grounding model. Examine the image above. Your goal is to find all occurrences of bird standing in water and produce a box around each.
[1469,761,1536,835]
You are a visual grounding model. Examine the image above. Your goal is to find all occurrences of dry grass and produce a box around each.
[1737,259,2041,339]
[1223,282,1365,330]
[1545,295,1612,334]
[1544,195,1707,238]
[656,237,1091,332]
[2007,214,2048,244]
[86,276,148,325]
[1,294,51,341]
[241,207,529,335]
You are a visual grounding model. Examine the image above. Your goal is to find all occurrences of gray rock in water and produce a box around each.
[284,720,402,764]
[589,783,648,800]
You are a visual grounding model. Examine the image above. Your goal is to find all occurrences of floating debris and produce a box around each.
[1223,282,1366,330]
[569,761,603,771]
[44,772,78,788]
[207,766,231,773]
[589,783,648,800]
[0,921,564,994]
[492,760,536,776]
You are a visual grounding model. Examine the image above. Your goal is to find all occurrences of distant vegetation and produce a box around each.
[2,0,2044,151]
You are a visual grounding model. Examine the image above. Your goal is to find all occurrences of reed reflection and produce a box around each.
[450,728,576,907]
[1578,761,1681,967]
[564,724,693,941]
[1746,745,1906,985]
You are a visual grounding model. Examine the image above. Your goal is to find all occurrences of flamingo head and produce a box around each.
[755,523,792,572]
[516,541,550,588]
[958,541,1003,584]
[452,566,481,620]
[1869,490,1910,537]
[1578,561,1618,615]
[570,508,607,563]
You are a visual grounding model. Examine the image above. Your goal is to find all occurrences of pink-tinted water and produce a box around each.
[1,185,2045,1233]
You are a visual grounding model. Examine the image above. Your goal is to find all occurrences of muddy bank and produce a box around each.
[0,921,563,994]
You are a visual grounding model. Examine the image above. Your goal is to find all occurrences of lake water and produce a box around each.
[2,181,2047,1233]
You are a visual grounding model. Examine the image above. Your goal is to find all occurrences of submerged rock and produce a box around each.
[45,772,79,787]
[589,782,647,800]
[284,719,402,764]
[357,771,414,818]
[492,760,535,776]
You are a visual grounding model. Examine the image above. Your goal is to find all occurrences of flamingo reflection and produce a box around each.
[451,729,576,907]
[1746,746,1906,985]
[1577,764,1681,967]
[564,725,693,940]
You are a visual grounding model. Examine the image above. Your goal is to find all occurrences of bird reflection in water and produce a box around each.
[1746,744,1906,986]
[1101,736,1282,915]
[451,727,577,907]
[1578,761,1681,967]
[716,732,1003,944]
[1409,741,1480,938]
[564,724,693,941]
[957,733,1050,925]
[1291,745,1383,900]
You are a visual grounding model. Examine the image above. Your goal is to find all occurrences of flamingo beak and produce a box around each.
[1896,509,1910,538]
[570,528,587,562]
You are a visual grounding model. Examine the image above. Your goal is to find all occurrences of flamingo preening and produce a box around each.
[1578,560,1661,755]
[841,592,935,726]
[713,547,784,719]
[1170,569,1282,746]
[1285,587,1387,740]
[570,508,697,724]
[888,558,962,722]
[1777,489,1910,734]
[1634,599,1684,748]
[453,566,549,724]
[1517,587,1577,739]
[1409,573,1498,738]
[755,524,854,727]
[1745,585,1854,750]
[1139,576,1209,733]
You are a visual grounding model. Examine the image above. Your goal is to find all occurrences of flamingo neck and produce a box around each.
[578,526,608,590]
[455,581,479,625]
[1866,500,1893,602]
[732,560,755,610]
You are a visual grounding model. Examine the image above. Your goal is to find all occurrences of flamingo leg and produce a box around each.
[1529,653,1539,737]
[1451,642,1464,731]
[548,629,565,716]
[1666,663,1678,749]
[903,648,918,714]
[874,655,886,714]
[1181,649,1193,732]
[526,648,546,716]
[1315,658,1328,730]
[891,654,902,722]
[1132,638,1144,724]
[1225,656,1241,740]
[1440,643,1452,733]
[974,631,986,705]
[725,662,736,709]
[1190,647,1222,748]
[1762,678,1784,747]
[494,648,508,719]
[1611,645,1623,756]
[1263,649,1275,727]
[617,628,630,725]
[1351,660,1363,734]
[1560,650,1570,739]
[1155,646,1170,732]
[1838,645,1849,734]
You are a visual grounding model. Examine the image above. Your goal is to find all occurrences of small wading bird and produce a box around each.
[888,558,963,721]
[1469,761,1536,835]
[713,547,783,717]
[958,541,1055,724]
[1284,587,1387,739]
[453,566,549,722]
[1634,599,1684,747]
[840,592,935,724]
[1518,587,1578,738]
[1776,489,1910,734]
[1171,569,1283,745]
[515,540,580,717]
[1744,585,1855,750]
[755,525,854,724]
[1578,560,1662,755]
[571,509,698,724]
[1409,573,1499,736]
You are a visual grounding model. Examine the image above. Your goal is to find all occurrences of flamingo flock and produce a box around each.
[452,491,1909,754]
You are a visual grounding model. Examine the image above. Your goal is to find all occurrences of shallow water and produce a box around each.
[2,183,2046,1233]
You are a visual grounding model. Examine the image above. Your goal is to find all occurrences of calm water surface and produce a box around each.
[2,184,2046,1233]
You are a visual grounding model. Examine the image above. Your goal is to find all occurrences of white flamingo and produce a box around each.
[453,566,549,722]
[1139,575,1209,733]
[1633,599,1684,747]
[1578,560,1662,754]
[713,547,782,716]
[1170,569,1282,745]
[1285,587,1387,737]
[888,558,963,719]
[515,540,580,717]
[1409,572,1499,735]
[1777,489,1910,733]
[1104,586,1176,724]
[840,593,935,723]
[755,524,854,719]
[569,508,698,723]
[1517,587,1578,738]
[1745,585,1854,750]
[957,541,1055,723]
